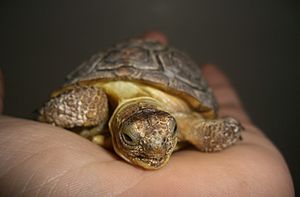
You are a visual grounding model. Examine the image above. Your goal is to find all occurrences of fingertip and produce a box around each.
[142,31,168,44]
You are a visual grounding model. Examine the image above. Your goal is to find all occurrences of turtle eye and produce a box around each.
[121,132,136,146]
[168,116,177,136]
[172,123,178,136]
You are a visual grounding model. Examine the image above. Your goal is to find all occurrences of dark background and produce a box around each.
[1,0,299,194]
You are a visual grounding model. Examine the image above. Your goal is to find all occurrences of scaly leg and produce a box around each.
[176,113,243,152]
[39,85,109,139]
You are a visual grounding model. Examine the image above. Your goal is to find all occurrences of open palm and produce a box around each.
[0,33,294,196]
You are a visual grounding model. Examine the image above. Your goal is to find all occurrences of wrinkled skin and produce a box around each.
[0,32,294,196]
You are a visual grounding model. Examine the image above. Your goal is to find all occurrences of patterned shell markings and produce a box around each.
[66,39,218,116]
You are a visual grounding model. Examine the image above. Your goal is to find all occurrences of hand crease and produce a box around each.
[115,171,156,196]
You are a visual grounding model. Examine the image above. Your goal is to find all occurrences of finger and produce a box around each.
[202,64,251,123]
[0,69,4,113]
[142,31,168,44]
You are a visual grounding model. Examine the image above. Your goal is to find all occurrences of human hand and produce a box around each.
[0,32,294,196]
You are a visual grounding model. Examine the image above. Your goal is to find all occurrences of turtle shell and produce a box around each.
[65,39,218,118]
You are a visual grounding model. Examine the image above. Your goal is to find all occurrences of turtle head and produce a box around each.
[109,99,178,169]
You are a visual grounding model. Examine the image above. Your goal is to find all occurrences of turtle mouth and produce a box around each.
[133,154,170,169]
[131,136,177,169]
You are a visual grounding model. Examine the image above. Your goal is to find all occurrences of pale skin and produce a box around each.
[0,32,294,196]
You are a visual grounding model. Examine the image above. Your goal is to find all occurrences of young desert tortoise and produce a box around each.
[39,39,242,169]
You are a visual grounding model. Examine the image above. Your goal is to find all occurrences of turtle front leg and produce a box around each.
[177,113,243,152]
[39,85,109,140]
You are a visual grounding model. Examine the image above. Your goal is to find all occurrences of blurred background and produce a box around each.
[1,0,299,194]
